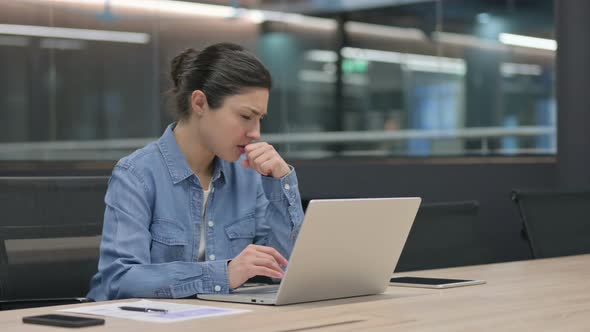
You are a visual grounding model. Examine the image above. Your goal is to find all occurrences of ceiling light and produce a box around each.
[345,22,425,41]
[49,0,235,18]
[499,33,557,51]
[0,24,150,44]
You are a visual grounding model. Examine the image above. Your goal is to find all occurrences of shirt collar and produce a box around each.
[157,123,228,186]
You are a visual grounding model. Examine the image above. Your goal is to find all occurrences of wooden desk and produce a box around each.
[1,254,589,331]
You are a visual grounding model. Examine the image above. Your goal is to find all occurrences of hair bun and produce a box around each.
[170,48,199,90]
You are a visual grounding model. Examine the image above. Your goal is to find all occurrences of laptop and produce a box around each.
[197,197,421,305]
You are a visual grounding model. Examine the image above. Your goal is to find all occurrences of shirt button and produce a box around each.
[283,183,290,190]
[208,220,214,227]
[209,254,216,261]
[214,285,221,292]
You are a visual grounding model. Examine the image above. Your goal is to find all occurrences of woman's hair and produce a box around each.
[169,43,272,120]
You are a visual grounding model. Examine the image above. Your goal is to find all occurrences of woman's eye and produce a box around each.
[241,115,251,120]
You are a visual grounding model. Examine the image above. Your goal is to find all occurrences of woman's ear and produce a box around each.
[190,90,208,117]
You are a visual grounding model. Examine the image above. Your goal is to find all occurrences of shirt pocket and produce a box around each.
[150,219,189,263]
[224,210,256,257]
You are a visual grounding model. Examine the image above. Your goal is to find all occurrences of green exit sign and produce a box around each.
[342,59,369,73]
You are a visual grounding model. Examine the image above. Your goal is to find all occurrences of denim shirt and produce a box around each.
[87,123,304,301]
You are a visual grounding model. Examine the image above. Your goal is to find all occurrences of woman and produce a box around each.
[88,43,304,300]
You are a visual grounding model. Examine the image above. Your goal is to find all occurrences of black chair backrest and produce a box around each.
[512,189,590,259]
[395,200,484,272]
[0,176,108,301]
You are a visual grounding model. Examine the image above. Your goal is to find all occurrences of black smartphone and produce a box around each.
[22,314,105,328]
[390,276,486,289]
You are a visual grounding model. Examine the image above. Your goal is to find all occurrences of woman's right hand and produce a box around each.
[227,244,288,289]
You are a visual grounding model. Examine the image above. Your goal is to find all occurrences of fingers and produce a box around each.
[250,266,283,279]
[253,151,274,168]
[252,245,289,266]
[252,257,284,276]
[242,142,289,178]
[228,245,288,289]
[259,159,281,177]
[244,142,272,160]
[245,144,274,175]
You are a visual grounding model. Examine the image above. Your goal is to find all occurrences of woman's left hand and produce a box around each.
[242,142,290,179]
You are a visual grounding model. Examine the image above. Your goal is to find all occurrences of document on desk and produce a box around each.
[59,299,250,323]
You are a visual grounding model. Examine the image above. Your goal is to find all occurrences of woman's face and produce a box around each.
[198,87,269,162]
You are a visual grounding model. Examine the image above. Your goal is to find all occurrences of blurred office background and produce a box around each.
[0,0,556,160]
[1,0,589,268]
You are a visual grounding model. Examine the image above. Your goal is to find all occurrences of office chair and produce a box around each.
[512,189,590,259]
[0,176,108,310]
[395,200,484,272]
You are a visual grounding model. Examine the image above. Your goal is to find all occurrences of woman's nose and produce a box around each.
[247,124,261,140]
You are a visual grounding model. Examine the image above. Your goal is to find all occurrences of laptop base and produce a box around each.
[197,286,278,305]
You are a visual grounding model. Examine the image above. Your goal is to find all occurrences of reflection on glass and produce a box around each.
[0,0,555,161]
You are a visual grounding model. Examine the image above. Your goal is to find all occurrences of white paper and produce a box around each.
[59,299,250,323]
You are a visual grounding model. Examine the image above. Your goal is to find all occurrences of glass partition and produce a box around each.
[0,0,555,161]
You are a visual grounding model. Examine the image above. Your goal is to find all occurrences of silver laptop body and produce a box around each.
[197,197,421,305]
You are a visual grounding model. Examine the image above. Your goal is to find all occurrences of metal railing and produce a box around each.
[0,126,556,161]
